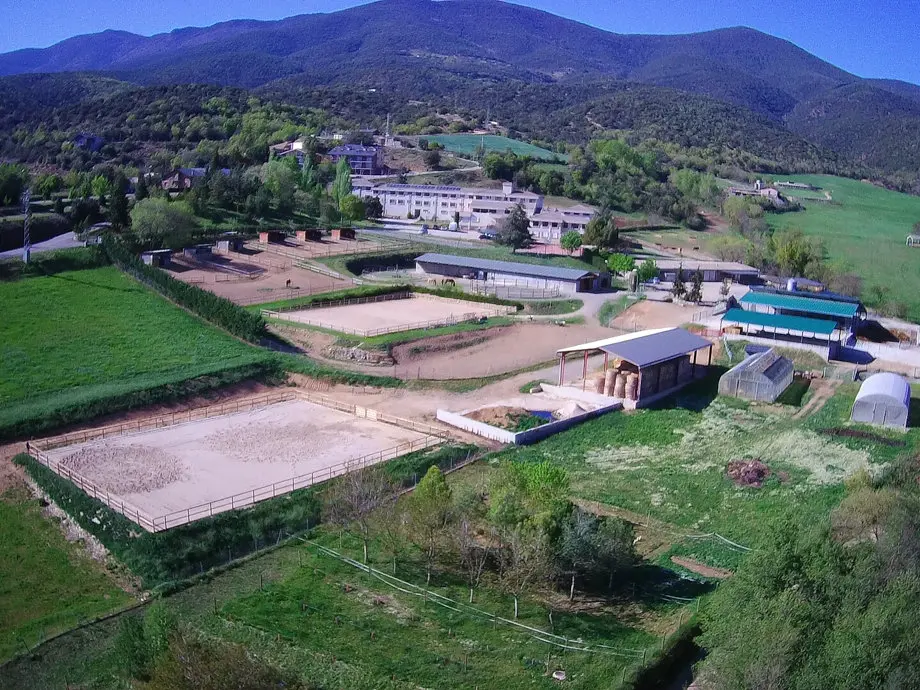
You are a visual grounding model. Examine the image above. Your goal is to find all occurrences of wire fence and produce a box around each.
[236,277,357,306]
[27,389,452,533]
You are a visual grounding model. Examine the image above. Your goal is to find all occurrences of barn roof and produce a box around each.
[740,291,860,318]
[557,327,712,368]
[415,253,596,281]
[722,308,837,336]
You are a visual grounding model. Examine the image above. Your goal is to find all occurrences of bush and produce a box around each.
[103,237,266,343]
[0,213,72,251]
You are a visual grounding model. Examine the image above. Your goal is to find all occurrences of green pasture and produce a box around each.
[767,174,920,317]
[493,377,918,569]
[426,134,565,161]
[0,266,268,429]
[0,487,131,661]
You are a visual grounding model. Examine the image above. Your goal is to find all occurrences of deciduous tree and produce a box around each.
[130,198,196,247]
[560,230,582,255]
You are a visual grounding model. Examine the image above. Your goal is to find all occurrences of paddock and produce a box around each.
[31,393,440,531]
[265,293,516,337]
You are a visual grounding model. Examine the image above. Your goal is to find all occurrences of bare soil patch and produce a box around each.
[610,300,697,331]
[467,405,531,429]
[670,556,733,579]
[391,321,611,379]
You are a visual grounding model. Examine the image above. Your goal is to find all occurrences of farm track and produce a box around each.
[793,379,840,420]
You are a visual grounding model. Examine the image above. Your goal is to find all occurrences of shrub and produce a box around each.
[0,246,108,281]
[0,213,72,251]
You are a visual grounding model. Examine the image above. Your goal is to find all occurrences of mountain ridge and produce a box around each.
[1,0,919,175]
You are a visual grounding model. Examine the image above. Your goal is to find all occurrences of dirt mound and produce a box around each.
[726,458,771,488]
[467,405,531,428]
[62,444,187,494]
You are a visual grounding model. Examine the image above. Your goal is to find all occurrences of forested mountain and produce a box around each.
[1,0,920,179]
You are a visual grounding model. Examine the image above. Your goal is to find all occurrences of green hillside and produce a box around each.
[767,174,920,317]
[426,134,564,161]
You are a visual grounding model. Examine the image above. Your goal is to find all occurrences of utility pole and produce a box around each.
[20,189,31,264]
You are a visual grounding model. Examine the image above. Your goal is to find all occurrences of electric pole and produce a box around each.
[20,189,31,264]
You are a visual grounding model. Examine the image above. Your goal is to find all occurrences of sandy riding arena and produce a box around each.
[38,397,434,531]
[269,294,514,337]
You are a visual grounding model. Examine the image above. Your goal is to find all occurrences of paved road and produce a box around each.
[0,232,82,259]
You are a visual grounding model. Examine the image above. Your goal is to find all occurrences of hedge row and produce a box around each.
[0,246,109,281]
[102,237,266,343]
[15,444,476,587]
[344,251,419,276]
[0,360,281,442]
[411,285,524,311]
[0,213,71,252]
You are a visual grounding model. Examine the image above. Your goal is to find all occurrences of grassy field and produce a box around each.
[766,174,920,318]
[0,487,131,661]
[426,135,565,161]
[0,266,269,429]
[490,376,916,570]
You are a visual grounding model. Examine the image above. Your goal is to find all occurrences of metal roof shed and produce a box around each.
[740,292,860,319]
[851,373,911,430]
[415,253,596,282]
[718,349,794,402]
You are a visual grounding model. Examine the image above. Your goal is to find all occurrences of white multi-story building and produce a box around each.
[353,180,595,240]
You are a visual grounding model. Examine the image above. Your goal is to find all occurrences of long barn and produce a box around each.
[415,253,608,293]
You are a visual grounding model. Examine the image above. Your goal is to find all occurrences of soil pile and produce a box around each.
[726,458,771,488]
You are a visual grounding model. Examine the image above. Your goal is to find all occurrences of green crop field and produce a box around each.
[0,487,131,661]
[0,266,269,431]
[766,174,920,318]
[426,134,565,161]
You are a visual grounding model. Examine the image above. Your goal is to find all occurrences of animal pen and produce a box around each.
[718,348,794,402]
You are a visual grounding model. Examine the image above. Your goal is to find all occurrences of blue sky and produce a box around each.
[2,0,919,84]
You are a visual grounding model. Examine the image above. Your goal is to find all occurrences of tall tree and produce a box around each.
[686,269,704,303]
[322,466,392,563]
[135,175,149,202]
[332,158,352,211]
[495,203,533,253]
[408,466,452,584]
[109,173,131,231]
[0,163,29,206]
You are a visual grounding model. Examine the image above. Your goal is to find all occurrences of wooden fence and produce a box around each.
[27,389,451,533]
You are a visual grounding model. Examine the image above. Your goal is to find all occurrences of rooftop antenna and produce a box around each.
[20,189,31,264]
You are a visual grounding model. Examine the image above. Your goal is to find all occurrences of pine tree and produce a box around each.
[686,269,704,303]
[495,203,533,253]
[671,264,687,300]
[108,173,131,231]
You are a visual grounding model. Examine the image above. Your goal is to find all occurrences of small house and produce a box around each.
[295,229,324,242]
[141,249,172,267]
[258,230,286,244]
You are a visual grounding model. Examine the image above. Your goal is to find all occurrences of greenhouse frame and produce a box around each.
[851,372,911,430]
[718,348,794,402]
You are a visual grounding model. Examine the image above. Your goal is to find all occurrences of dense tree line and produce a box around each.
[699,461,920,689]
[324,461,638,617]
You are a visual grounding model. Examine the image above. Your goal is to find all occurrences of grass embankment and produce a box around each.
[0,487,131,661]
[0,266,271,438]
[523,299,583,315]
[720,340,828,371]
[598,294,644,327]
[767,174,920,319]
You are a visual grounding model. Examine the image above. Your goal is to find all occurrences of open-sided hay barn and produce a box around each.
[718,348,794,402]
[851,372,911,430]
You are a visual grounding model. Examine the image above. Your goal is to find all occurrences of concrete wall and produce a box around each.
[437,400,622,446]
[435,409,516,444]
